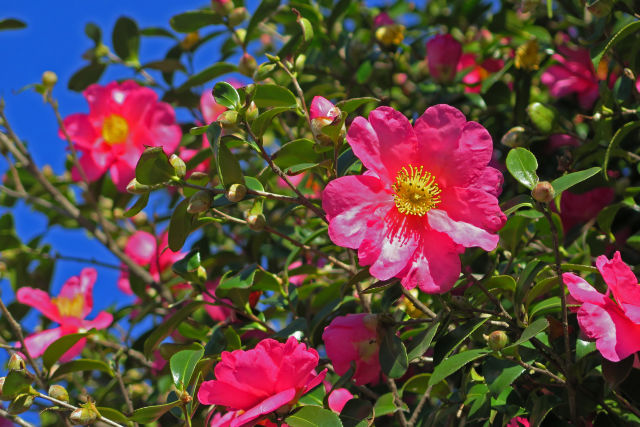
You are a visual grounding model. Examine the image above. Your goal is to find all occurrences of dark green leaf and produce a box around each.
[379,327,408,378]
[213,81,241,109]
[483,357,525,397]
[135,146,175,185]
[273,138,320,170]
[2,370,33,398]
[51,359,114,380]
[505,317,548,350]
[142,59,185,72]
[170,344,204,390]
[592,21,640,70]
[0,18,26,31]
[429,349,489,386]
[252,107,296,137]
[604,121,640,180]
[246,0,280,44]
[68,63,106,92]
[140,27,176,38]
[143,301,204,358]
[124,193,149,218]
[286,406,342,427]
[43,331,91,370]
[603,354,634,387]
[178,63,237,91]
[373,392,408,417]
[129,401,182,423]
[168,199,195,252]
[84,23,101,44]
[335,97,379,113]
[112,16,140,63]
[253,84,297,108]
[551,167,601,195]
[434,318,489,364]
[170,10,223,33]
[96,407,130,424]
[407,321,440,361]
[215,140,245,190]
[340,399,373,427]
[506,147,538,189]
[172,251,201,277]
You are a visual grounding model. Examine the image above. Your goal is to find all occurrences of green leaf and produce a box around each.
[356,61,372,84]
[172,251,201,277]
[124,193,149,218]
[43,331,91,370]
[140,27,176,39]
[379,327,408,378]
[529,296,561,319]
[85,23,102,44]
[217,265,257,295]
[551,167,601,195]
[96,407,130,425]
[252,107,296,137]
[373,392,408,417]
[51,359,114,380]
[514,260,546,311]
[505,318,549,350]
[129,401,182,423]
[483,357,525,397]
[143,301,204,358]
[286,406,342,427]
[170,10,223,33]
[273,138,320,170]
[215,140,245,191]
[2,370,33,398]
[407,321,440,361]
[434,318,489,364]
[170,344,204,391]
[178,62,237,91]
[213,81,241,110]
[604,121,640,180]
[68,63,106,92]
[253,84,297,108]
[592,21,640,70]
[327,0,352,31]
[0,18,26,31]
[335,98,379,114]
[142,59,185,72]
[245,0,280,44]
[112,16,140,63]
[428,349,489,386]
[135,147,175,185]
[340,399,373,427]
[506,147,539,189]
[168,199,195,252]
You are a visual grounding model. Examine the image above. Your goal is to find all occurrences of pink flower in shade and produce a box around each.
[203,280,236,323]
[322,314,381,385]
[16,268,113,360]
[563,252,640,362]
[117,231,184,295]
[426,34,462,83]
[546,134,581,153]
[198,337,327,427]
[457,53,504,93]
[62,81,181,191]
[554,187,615,231]
[327,387,354,413]
[507,417,530,427]
[322,105,506,293]
[373,12,395,28]
[541,43,615,109]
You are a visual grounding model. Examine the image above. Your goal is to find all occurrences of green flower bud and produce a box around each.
[211,0,234,16]
[488,331,509,351]
[126,178,151,194]
[8,354,25,371]
[69,401,99,425]
[247,213,266,231]
[254,63,277,81]
[532,181,555,203]
[225,183,247,202]
[527,102,556,134]
[187,190,212,214]
[8,393,34,415]
[169,154,187,178]
[42,71,58,88]
[245,101,259,122]
[228,7,249,26]
[238,53,257,77]
[218,110,239,130]
[501,126,528,148]
[189,171,209,181]
[48,385,69,403]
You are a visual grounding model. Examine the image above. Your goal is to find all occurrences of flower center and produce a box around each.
[392,164,441,216]
[102,114,129,144]
[53,294,84,318]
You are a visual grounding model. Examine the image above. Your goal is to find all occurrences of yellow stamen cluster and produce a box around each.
[53,294,84,318]
[375,24,405,47]
[393,165,441,216]
[102,114,129,144]
[515,39,540,71]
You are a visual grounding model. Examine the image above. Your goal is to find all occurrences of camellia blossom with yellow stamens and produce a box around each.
[61,81,181,191]
[16,268,113,361]
[322,105,506,294]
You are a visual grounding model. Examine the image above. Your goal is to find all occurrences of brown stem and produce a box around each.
[0,408,36,427]
[35,392,124,427]
[386,377,409,427]
[401,287,437,319]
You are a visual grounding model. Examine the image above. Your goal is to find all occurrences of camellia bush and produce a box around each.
[2,0,640,425]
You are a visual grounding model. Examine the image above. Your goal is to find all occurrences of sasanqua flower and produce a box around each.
[426,34,462,83]
[16,268,113,360]
[323,105,506,293]
[62,81,181,191]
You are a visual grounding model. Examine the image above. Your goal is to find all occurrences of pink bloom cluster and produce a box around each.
[62,81,181,191]
[323,105,505,293]
[198,337,326,427]
[16,268,112,360]
[564,252,640,361]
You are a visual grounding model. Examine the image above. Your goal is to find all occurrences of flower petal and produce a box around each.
[82,311,113,330]
[427,209,498,251]
[16,287,61,323]
[596,252,640,323]
[61,114,97,149]
[439,186,506,233]
[125,231,157,266]
[59,267,97,317]
[563,273,607,306]
[578,302,640,362]
[22,328,64,359]
[230,388,297,427]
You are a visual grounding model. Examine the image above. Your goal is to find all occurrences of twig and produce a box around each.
[504,356,566,384]
[91,338,152,368]
[386,377,409,427]
[0,408,36,427]
[35,392,124,427]
[114,359,136,423]
[401,287,437,319]
[407,385,432,427]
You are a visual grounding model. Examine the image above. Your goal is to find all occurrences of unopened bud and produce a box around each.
[225,183,247,202]
[228,7,249,26]
[48,385,69,403]
[179,390,193,405]
[187,190,212,214]
[247,213,266,231]
[527,102,556,134]
[180,31,199,51]
[488,330,509,351]
[501,126,528,148]
[218,110,239,130]
[197,265,208,283]
[211,0,234,16]
[245,101,259,122]
[254,63,277,81]
[126,178,151,194]
[170,154,187,178]
[69,401,99,425]
[238,53,257,77]
[8,354,25,371]
[8,393,33,415]
[189,171,209,181]
[42,71,58,88]
[532,181,555,203]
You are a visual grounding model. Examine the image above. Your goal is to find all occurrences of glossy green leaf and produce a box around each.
[429,349,489,386]
[592,21,640,70]
[51,359,114,380]
[286,406,342,427]
[213,81,241,110]
[407,321,440,361]
[506,147,539,189]
[604,121,640,180]
[178,62,237,90]
[373,392,408,417]
[112,16,140,63]
[245,0,280,45]
[135,147,175,185]
[529,296,561,319]
[143,301,203,358]
[251,107,295,137]
[124,193,149,218]
[170,10,223,33]
[253,84,297,108]
[2,370,33,398]
[84,22,101,44]
[483,357,525,397]
[170,344,204,390]
[215,140,245,191]
[68,63,106,92]
[551,167,601,195]
[172,251,201,277]
[340,399,373,427]
[129,401,182,423]
[96,407,130,425]
[379,327,408,378]
[434,318,489,364]
[335,97,379,114]
[273,138,320,170]
[0,18,26,31]
[168,199,195,252]
[43,331,91,370]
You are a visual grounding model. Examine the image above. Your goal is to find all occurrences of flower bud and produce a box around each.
[218,110,239,130]
[48,385,69,403]
[211,0,234,16]
[8,393,33,415]
[225,183,247,202]
[8,354,25,371]
[488,331,509,351]
[254,62,277,81]
[501,126,528,148]
[126,178,151,194]
[70,401,99,425]
[42,71,58,88]
[189,171,209,181]
[180,31,199,51]
[169,154,187,178]
[187,191,212,214]
[527,102,556,134]
[0,377,8,401]
[228,7,249,26]
[234,28,246,44]
[515,39,540,71]
[587,0,613,17]
[426,34,462,83]
[247,213,266,231]
[532,181,555,203]
[245,101,259,122]
[238,53,257,77]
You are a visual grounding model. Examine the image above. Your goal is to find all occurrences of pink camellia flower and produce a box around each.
[16,268,113,360]
[309,96,344,146]
[327,387,354,413]
[198,337,326,427]
[541,43,614,109]
[323,105,506,293]
[507,417,530,427]
[563,252,640,362]
[555,187,614,231]
[426,34,462,83]
[62,81,181,191]
[546,134,581,153]
[203,280,236,323]
[457,53,504,93]
[323,314,381,385]
[117,230,184,295]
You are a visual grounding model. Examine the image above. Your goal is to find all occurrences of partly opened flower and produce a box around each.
[198,337,326,427]
[457,53,504,93]
[310,96,343,146]
[62,81,181,191]
[563,252,640,361]
[323,105,506,293]
[426,34,462,83]
[323,314,381,385]
[554,187,614,231]
[16,268,113,360]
